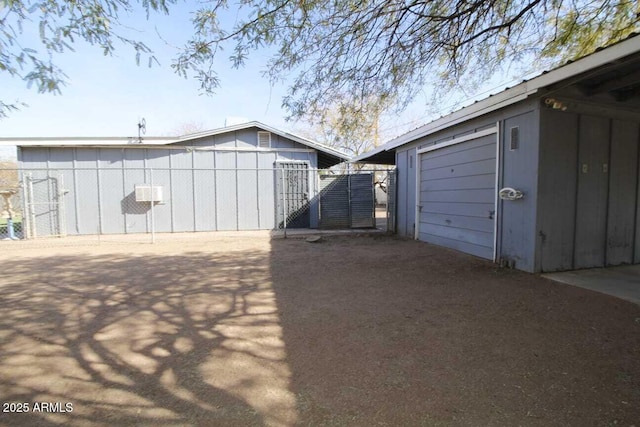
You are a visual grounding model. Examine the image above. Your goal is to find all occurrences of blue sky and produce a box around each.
[0,3,296,138]
[0,1,542,160]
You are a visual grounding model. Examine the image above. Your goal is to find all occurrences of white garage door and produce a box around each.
[416,128,498,260]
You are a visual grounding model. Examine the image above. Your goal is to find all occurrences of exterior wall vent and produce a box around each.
[135,185,164,202]
[258,131,271,148]
[510,126,520,150]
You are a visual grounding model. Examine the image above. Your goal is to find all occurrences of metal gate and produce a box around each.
[22,172,67,238]
[319,173,375,229]
[276,163,311,229]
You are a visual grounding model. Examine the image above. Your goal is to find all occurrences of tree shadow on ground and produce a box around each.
[0,247,296,426]
[268,235,640,426]
[1,234,640,426]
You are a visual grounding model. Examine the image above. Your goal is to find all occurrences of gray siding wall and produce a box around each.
[18,129,320,235]
[537,107,640,272]
[498,110,540,272]
[396,148,416,237]
[536,110,579,271]
[608,120,639,265]
[174,127,311,154]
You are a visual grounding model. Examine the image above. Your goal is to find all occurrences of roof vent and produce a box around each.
[258,131,271,148]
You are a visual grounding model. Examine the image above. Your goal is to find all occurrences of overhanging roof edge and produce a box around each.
[374,35,640,156]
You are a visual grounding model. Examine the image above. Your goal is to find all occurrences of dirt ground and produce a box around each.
[0,233,639,426]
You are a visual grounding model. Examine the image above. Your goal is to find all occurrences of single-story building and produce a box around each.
[6,121,350,236]
[355,35,640,273]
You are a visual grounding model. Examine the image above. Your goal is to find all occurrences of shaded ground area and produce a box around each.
[0,234,639,426]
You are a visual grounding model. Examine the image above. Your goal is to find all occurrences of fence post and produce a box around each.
[150,168,155,243]
[21,174,28,239]
[58,173,67,237]
[347,173,352,228]
[281,166,287,238]
[27,173,36,238]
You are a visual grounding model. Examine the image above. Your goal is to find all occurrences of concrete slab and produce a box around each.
[543,265,640,306]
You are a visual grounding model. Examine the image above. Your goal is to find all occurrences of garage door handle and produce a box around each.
[489,210,495,219]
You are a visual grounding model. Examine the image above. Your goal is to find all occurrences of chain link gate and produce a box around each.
[22,172,67,238]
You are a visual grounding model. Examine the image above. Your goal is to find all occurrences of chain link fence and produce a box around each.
[0,166,395,245]
[0,166,22,240]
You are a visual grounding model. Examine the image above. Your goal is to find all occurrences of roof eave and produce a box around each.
[3,121,350,161]
[378,34,640,154]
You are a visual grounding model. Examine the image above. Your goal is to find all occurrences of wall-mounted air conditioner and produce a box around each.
[135,185,164,202]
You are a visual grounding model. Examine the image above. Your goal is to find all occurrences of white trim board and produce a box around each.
[416,126,498,154]
[17,145,316,153]
[493,122,500,262]
[414,125,500,257]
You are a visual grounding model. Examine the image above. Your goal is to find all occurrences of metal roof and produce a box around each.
[171,121,350,162]
[354,34,640,164]
[1,121,350,168]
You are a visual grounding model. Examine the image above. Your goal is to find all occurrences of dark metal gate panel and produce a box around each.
[349,174,375,228]
[319,175,350,229]
[319,173,376,229]
[276,163,311,229]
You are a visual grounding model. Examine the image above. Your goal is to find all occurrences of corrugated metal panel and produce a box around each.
[606,120,638,265]
[418,134,496,260]
[121,168,146,234]
[169,150,195,233]
[319,173,376,229]
[319,175,349,229]
[148,168,171,233]
[74,149,100,234]
[170,168,195,232]
[537,110,579,271]
[237,152,260,230]
[349,174,375,228]
[574,116,610,269]
[258,154,277,229]
[215,152,238,230]
[539,111,640,272]
[99,168,125,234]
[193,151,217,231]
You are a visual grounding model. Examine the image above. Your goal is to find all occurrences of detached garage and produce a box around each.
[356,35,640,273]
